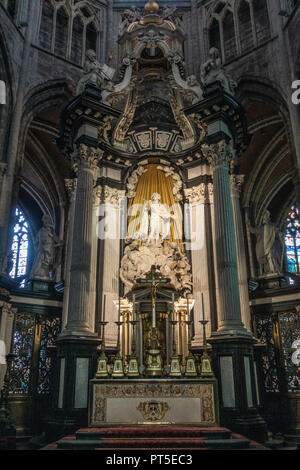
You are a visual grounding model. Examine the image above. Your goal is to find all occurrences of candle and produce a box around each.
[103,294,106,323]
[201,293,205,321]
[133,294,136,321]
[152,297,156,328]
[172,293,175,320]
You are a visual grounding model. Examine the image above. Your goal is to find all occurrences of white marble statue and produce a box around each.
[247,210,282,275]
[134,193,176,244]
[120,239,192,295]
[30,214,62,281]
[76,49,115,95]
[200,47,237,96]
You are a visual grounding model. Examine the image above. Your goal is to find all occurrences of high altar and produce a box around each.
[54,0,265,439]
[89,264,217,426]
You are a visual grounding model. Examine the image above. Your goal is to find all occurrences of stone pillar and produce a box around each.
[89,184,102,333]
[52,146,102,435]
[230,175,252,332]
[203,141,248,336]
[61,145,102,337]
[184,182,213,345]
[61,179,77,330]
[202,140,267,442]
[99,185,125,349]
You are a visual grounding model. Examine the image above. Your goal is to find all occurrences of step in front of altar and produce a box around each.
[43,427,269,450]
[89,378,218,427]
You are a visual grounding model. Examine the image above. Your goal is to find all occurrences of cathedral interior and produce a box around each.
[0,0,300,452]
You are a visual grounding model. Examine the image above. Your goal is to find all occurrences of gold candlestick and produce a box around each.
[169,319,182,377]
[199,319,214,378]
[127,320,139,377]
[96,321,109,378]
[112,321,125,377]
[184,319,197,377]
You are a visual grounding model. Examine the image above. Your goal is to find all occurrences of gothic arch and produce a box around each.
[16,80,73,236]
[237,77,294,226]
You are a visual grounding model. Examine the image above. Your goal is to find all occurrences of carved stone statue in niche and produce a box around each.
[76,49,115,95]
[30,214,63,281]
[200,47,237,96]
[247,210,283,275]
[137,193,176,245]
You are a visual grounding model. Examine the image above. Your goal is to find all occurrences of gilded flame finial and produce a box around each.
[144,1,159,14]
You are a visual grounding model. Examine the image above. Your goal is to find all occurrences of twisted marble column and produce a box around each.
[203,141,248,336]
[62,144,102,336]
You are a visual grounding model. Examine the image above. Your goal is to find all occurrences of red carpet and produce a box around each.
[43,426,269,450]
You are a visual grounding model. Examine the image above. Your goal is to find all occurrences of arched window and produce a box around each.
[39,0,54,51]
[223,10,237,62]
[9,208,31,285]
[238,0,254,54]
[253,0,270,44]
[86,22,97,53]
[209,18,221,51]
[285,205,300,273]
[70,15,84,65]
[54,7,68,58]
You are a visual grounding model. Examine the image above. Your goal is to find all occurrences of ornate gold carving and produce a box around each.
[190,113,208,143]
[103,186,125,207]
[202,140,233,168]
[90,382,216,425]
[168,87,195,144]
[137,401,170,421]
[184,183,206,205]
[98,116,115,144]
[201,385,215,423]
[94,385,106,422]
[71,144,103,172]
[113,89,138,146]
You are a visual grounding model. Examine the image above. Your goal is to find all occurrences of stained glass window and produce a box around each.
[9,208,30,284]
[285,205,300,273]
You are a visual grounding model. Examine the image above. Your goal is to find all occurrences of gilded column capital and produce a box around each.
[103,186,125,208]
[202,140,234,169]
[230,174,245,193]
[71,144,103,173]
[184,183,206,205]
